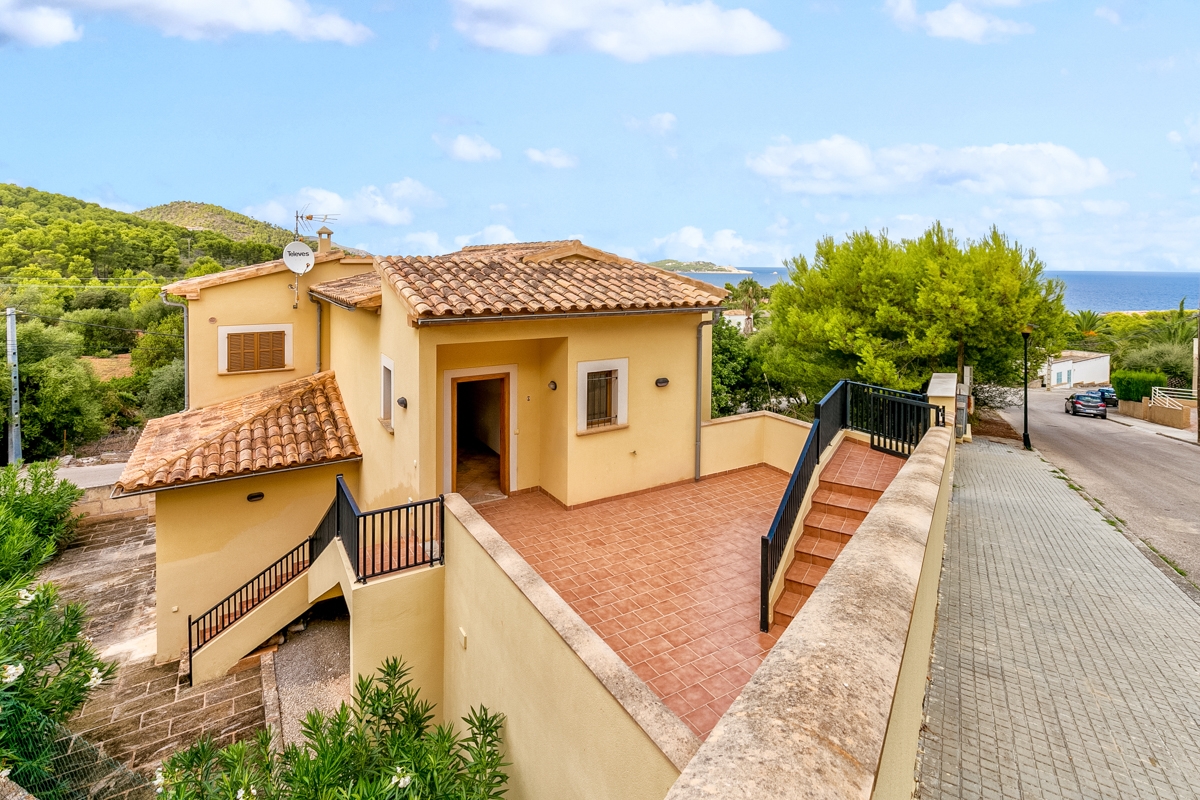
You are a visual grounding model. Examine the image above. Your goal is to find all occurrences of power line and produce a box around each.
[0,283,167,290]
[14,311,184,339]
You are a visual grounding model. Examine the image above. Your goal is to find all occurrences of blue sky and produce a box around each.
[2,0,1199,272]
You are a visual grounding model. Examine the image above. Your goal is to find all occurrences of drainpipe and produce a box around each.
[695,310,719,481]
[309,294,322,373]
[160,290,188,411]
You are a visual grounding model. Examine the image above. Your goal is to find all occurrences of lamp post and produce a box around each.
[1021,324,1035,451]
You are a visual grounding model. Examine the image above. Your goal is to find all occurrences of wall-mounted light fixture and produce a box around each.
[655,377,670,387]
[548,380,558,391]
[247,492,265,502]
[397,397,408,409]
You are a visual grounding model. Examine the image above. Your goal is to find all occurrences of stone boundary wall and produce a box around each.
[664,424,955,800]
[74,485,155,521]
[1117,398,1191,429]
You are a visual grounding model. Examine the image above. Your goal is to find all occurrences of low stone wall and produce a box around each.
[1117,399,1146,420]
[700,411,811,476]
[1117,398,1191,428]
[664,425,955,800]
[74,485,154,521]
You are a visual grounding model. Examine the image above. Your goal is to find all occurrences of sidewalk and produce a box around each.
[918,439,1200,800]
[1107,407,1199,446]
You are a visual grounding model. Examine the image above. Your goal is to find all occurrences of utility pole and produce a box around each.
[6,308,20,465]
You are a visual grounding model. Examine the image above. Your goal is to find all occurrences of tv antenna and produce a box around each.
[283,208,339,309]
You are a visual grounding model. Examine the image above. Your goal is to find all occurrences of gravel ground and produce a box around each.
[273,617,352,747]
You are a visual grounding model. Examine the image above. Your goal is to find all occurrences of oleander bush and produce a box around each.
[161,658,508,800]
[1110,370,1169,402]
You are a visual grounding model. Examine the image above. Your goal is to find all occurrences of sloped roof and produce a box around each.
[309,272,382,310]
[162,250,367,300]
[377,239,725,321]
[114,371,359,496]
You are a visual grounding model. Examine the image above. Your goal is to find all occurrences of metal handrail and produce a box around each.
[759,379,946,630]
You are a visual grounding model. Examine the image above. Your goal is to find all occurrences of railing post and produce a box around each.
[760,536,770,632]
[186,615,193,687]
[439,495,446,565]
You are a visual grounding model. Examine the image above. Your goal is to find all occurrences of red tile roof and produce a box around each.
[114,371,359,496]
[377,240,725,320]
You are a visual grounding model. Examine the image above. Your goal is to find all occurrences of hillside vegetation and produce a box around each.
[136,201,295,248]
[650,258,744,273]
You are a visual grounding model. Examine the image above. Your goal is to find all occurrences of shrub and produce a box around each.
[142,359,185,418]
[19,356,108,460]
[1110,370,1168,402]
[131,312,183,375]
[1120,342,1193,384]
[61,308,137,355]
[0,462,84,552]
[0,581,115,724]
[161,658,508,800]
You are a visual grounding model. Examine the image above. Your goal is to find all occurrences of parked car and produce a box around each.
[1096,387,1118,407]
[1064,391,1108,419]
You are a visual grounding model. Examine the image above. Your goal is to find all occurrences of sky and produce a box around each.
[2,0,1199,272]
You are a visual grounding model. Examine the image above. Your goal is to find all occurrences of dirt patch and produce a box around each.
[70,427,143,459]
[274,609,351,747]
[82,354,134,381]
[971,410,1021,441]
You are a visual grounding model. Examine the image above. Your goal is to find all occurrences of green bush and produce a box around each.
[61,308,138,355]
[161,658,508,800]
[131,311,183,375]
[19,356,108,460]
[142,359,185,418]
[1121,342,1194,384]
[1110,370,1168,402]
[0,462,83,553]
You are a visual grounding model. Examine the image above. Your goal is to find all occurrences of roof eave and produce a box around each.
[111,454,364,498]
[412,305,725,326]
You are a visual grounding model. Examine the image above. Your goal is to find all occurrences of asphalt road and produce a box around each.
[998,389,1200,583]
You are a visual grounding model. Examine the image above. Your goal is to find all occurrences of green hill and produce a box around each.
[650,259,744,273]
[136,201,295,248]
[0,184,282,280]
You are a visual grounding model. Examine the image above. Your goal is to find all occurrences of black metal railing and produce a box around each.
[337,474,444,582]
[189,537,311,659]
[759,379,946,630]
[187,478,443,680]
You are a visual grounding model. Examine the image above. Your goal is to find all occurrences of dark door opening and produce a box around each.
[453,376,508,504]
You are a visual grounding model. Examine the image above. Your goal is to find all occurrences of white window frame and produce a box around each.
[381,354,395,422]
[577,358,629,434]
[217,324,293,374]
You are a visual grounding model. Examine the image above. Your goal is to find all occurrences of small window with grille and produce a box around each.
[218,325,293,374]
[586,370,617,428]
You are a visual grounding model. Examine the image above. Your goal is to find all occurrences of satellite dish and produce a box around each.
[283,241,314,275]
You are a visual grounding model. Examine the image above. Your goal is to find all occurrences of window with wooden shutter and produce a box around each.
[226,331,286,372]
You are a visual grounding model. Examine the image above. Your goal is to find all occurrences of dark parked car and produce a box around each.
[1096,387,1118,407]
[1065,391,1108,418]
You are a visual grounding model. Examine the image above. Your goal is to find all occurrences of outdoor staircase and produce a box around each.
[772,440,903,628]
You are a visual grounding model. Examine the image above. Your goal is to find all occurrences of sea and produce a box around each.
[682,268,1200,314]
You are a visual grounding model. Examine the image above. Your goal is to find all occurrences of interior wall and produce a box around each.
[458,379,503,454]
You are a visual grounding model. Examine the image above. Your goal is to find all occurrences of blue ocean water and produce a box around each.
[685,269,1200,314]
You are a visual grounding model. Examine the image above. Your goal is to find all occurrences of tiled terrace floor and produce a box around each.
[478,467,789,738]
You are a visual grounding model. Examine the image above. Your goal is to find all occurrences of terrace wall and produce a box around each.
[700,411,811,476]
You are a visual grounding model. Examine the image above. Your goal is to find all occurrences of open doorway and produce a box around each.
[452,375,508,504]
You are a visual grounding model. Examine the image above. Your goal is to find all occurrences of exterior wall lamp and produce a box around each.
[397,397,408,409]
[548,380,557,390]
[247,492,265,502]
[655,378,669,387]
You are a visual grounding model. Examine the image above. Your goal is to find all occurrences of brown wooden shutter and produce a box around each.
[266,331,285,369]
[226,331,285,372]
[228,333,247,372]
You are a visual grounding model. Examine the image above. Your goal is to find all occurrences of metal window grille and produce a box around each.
[586,370,617,428]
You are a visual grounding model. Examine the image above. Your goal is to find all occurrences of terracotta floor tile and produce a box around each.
[479,467,788,739]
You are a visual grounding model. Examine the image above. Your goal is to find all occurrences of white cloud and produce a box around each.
[245,180,439,228]
[404,231,444,255]
[1167,115,1200,179]
[626,112,677,135]
[886,0,1033,43]
[438,134,501,162]
[1094,6,1120,25]
[525,147,578,168]
[454,224,517,249]
[1082,199,1129,216]
[0,0,371,46]
[450,0,786,62]
[652,225,770,266]
[747,134,1111,196]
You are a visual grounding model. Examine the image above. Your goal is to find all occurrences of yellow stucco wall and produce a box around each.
[442,507,682,800]
[699,411,811,476]
[154,462,358,661]
[182,258,367,409]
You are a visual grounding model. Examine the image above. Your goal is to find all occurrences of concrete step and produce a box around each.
[793,534,843,569]
[811,485,873,519]
[803,507,863,541]
[784,560,828,596]
[773,588,807,626]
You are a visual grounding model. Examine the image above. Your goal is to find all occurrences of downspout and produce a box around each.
[695,310,719,481]
[309,294,322,373]
[160,290,188,411]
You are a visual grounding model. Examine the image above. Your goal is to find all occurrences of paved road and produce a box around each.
[999,389,1200,582]
[919,439,1200,800]
[56,462,126,489]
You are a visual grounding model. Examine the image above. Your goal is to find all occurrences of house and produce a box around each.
[1039,349,1111,389]
[113,235,956,799]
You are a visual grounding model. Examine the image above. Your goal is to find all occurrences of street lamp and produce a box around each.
[1021,323,1036,451]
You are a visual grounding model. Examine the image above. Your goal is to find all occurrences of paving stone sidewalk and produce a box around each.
[919,439,1200,800]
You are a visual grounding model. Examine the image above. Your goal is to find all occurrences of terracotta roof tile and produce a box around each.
[378,240,725,320]
[308,272,382,309]
[114,371,360,496]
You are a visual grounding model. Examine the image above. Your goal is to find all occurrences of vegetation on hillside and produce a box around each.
[650,259,744,273]
[1066,301,1197,387]
[161,658,508,800]
[136,201,296,249]
[710,223,1072,418]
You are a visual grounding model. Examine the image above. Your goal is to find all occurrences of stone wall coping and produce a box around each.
[665,426,954,800]
[443,493,701,770]
[926,373,957,400]
[701,410,813,429]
